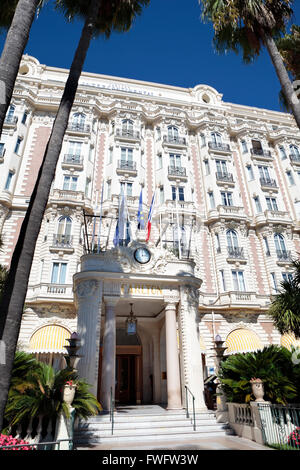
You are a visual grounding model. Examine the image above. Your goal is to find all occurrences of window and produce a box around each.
[200,134,206,147]
[72,113,86,130]
[286,170,295,185]
[63,176,78,191]
[121,182,133,197]
[121,147,133,162]
[221,191,233,206]
[122,119,134,136]
[232,270,246,292]
[51,262,67,284]
[208,191,215,209]
[241,140,248,154]
[160,186,164,204]
[252,139,263,152]
[68,141,82,156]
[172,186,184,202]
[204,160,210,175]
[220,269,226,291]
[21,111,28,125]
[57,216,72,237]
[168,126,179,141]
[14,137,22,154]
[107,180,111,200]
[108,147,113,164]
[266,197,278,211]
[215,233,221,253]
[282,272,293,283]
[274,233,287,255]
[290,145,300,158]
[211,132,222,145]
[0,142,5,157]
[157,154,162,170]
[258,165,271,181]
[246,165,254,181]
[216,160,228,175]
[271,273,278,292]
[4,171,13,190]
[279,146,287,160]
[6,105,15,122]
[85,177,91,198]
[226,230,239,249]
[254,196,262,213]
[263,236,270,256]
[88,146,94,163]
[169,153,181,168]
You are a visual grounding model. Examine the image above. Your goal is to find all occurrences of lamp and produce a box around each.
[126,303,137,335]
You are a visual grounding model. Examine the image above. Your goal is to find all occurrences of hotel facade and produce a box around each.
[1,55,300,410]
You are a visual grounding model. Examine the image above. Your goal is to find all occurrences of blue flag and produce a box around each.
[137,189,145,230]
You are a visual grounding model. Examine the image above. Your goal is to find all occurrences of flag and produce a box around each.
[137,188,145,230]
[146,191,156,242]
[114,191,130,246]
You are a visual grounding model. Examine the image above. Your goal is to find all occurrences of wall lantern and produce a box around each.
[126,303,137,335]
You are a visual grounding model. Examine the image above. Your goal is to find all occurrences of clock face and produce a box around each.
[134,247,151,264]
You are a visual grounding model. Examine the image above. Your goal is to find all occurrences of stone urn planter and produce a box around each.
[250,378,265,402]
[62,381,77,407]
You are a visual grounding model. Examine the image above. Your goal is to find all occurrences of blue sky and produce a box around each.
[1,0,299,112]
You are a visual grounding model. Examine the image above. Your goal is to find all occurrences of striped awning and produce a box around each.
[281,333,300,351]
[225,328,263,355]
[29,325,71,353]
[199,335,206,351]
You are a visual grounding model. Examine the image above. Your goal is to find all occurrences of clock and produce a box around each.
[134,247,151,264]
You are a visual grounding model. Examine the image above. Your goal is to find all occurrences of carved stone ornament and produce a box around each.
[76,280,98,298]
[184,285,200,308]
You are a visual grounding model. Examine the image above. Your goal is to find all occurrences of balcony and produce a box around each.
[62,154,83,170]
[67,123,91,134]
[168,166,187,180]
[26,283,74,303]
[218,291,261,308]
[162,135,187,148]
[255,210,293,227]
[116,160,137,176]
[227,246,246,263]
[49,189,85,206]
[115,129,140,141]
[216,171,234,185]
[208,142,231,154]
[290,154,300,166]
[50,234,74,253]
[207,205,248,223]
[4,116,18,127]
[259,177,278,190]
[276,250,293,264]
[251,148,273,161]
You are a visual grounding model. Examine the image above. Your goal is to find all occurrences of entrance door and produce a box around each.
[115,355,136,404]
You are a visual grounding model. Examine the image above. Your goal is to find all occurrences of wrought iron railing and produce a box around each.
[4,116,18,125]
[163,135,186,145]
[290,154,300,163]
[52,234,73,248]
[168,166,187,177]
[63,154,82,165]
[185,385,196,431]
[208,142,231,152]
[117,160,137,171]
[68,123,90,133]
[216,172,234,183]
[116,129,140,139]
[258,403,300,450]
[276,250,293,262]
[227,246,245,259]
[260,177,278,188]
[251,148,272,158]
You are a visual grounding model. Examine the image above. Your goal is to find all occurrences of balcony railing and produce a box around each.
[251,148,272,158]
[163,135,187,146]
[259,177,278,188]
[216,171,234,183]
[63,154,82,165]
[208,142,231,152]
[276,250,293,262]
[67,123,90,133]
[4,116,18,125]
[168,166,187,178]
[117,160,137,172]
[227,246,245,259]
[115,129,140,140]
[52,234,73,249]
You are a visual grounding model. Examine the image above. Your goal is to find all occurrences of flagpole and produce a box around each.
[91,190,98,253]
[175,187,182,259]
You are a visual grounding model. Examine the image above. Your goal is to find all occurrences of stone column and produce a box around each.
[152,326,161,404]
[75,279,102,397]
[165,301,182,409]
[100,296,119,411]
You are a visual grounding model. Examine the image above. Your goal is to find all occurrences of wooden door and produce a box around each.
[115,355,131,404]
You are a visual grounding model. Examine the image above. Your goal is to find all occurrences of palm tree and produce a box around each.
[0,0,42,138]
[277,25,300,81]
[0,0,149,432]
[200,0,300,130]
[268,259,300,339]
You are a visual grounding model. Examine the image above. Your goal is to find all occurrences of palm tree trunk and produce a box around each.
[263,33,300,130]
[0,0,102,431]
[0,0,40,138]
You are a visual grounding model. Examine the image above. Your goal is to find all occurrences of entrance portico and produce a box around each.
[73,241,207,411]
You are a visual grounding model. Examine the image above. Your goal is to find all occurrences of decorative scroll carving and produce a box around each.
[76,280,98,298]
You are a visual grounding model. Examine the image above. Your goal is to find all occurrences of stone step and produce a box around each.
[77,418,222,432]
[81,412,216,425]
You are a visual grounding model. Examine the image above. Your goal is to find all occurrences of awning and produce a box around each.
[281,333,300,351]
[199,335,206,351]
[29,325,71,353]
[225,328,263,355]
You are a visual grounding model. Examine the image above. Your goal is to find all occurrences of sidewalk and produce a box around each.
[77,435,270,451]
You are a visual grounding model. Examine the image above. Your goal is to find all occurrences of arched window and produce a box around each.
[274,233,287,255]
[122,119,134,136]
[56,216,72,246]
[211,132,222,145]
[168,126,179,142]
[279,146,287,160]
[290,145,300,158]
[226,229,239,249]
[72,113,86,131]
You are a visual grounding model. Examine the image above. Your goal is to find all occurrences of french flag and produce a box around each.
[146,191,156,242]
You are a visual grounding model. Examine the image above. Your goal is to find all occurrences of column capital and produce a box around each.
[164,299,178,311]
[104,296,119,308]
